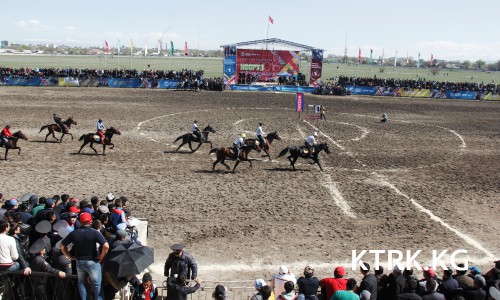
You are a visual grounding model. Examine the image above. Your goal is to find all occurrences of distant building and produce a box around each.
[1,40,9,49]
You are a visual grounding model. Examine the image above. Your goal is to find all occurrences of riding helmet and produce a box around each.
[259,123,263,126]
[241,133,247,138]
[313,132,318,137]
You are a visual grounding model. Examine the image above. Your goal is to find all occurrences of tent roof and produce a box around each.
[221,38,321,51]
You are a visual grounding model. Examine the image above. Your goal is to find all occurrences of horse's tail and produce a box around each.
[39,125,49,133]
[173,135,184,144]
[78,134,86,141]
[209,148,218,155]
[277,147,289,158]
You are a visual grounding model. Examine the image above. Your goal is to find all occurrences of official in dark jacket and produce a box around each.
[166,275,200,300]
[164,243,198,280]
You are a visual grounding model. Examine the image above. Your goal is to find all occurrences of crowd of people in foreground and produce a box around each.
[2,192,500,300]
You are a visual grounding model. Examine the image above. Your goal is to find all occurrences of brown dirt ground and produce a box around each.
[0,87,499,282]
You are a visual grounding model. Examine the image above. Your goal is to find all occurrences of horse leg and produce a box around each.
[188,141,194,152]
[207,141,213,149]
[221,159,231,170]
[69,133,74,141]
[212,159,220,171]
[102,144,107,156]
[15,147,21,155]
[175,141,185,152]
[192,142,202,153]
[109,143,115,149]
[291,156,298,171]
[90,142,98,154]
[232,160,240,173]
[4,148,8,160]
[45,132,51,142]
[316,159,324,171]
[51,130,59,142]
[78,141,88,154]
[60,133,65,143]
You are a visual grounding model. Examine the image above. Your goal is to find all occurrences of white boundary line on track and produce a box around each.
[303,119,493,259]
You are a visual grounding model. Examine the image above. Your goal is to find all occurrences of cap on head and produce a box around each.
[106,192,115,201]
[29,238,46,254]
[313,132,318,137]
[423,266,435,277]
[259,123,263,126]
[194,120,197,123]
[79,212,93,224]
[116,230,128,238]
[170,243,184,251]
[254,278,267,289]
[279,265,288,275]
[241,133,247,138]
[469,266,480,274]
[98,119,102,122]
[335,266,346,276]
[69,206,81,213]
[304,266,314,276]
[35,220,51,234]
[142,273,153,282]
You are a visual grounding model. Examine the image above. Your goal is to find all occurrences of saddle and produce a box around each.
[301,147,314,155]
[92,134,103,143]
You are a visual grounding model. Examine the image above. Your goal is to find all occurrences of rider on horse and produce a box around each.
[192,120,201,141]
[381,113,388,123]
[256,123,265,150]
[53,113,68,133]
[96,119,106,143]
[305,132,318,157]
[0,125,13,147]
[233,133,247,162]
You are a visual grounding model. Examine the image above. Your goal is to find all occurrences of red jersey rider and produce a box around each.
[1,125,13,146]
[96,119,105,143]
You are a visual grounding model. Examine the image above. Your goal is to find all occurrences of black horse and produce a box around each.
[244,131,281,161]
[77,127,121,155]
[209,145,259,172]
[39,116,77,142]
[277,142,331,171]
[1,131,28,160]
[173,125,215,153]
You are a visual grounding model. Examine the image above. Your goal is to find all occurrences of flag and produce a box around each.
[170,41,174,56]
[184,41,188,56]
[417,52,420,68]
[268,15,274,24]
[406,52,409,65]
[394,50,397,67]
[144,42,148,56]
[430,53,434,66]
[358,48,361,63]
[381,48,385,65]
[369,49,373,65]
[157,38,162,55]
[117,39,121,55]
[104,40,109,54]
[130,38,134,54]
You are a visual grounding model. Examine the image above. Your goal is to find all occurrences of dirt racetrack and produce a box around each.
[0,87,499,281]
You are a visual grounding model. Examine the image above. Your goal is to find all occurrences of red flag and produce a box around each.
[268,15,274,24]
[358,48,362,63]
[430,53,434,66]
[104,40,109,54]
[184,41,188,56]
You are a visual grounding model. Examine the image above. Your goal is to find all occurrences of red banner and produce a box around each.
[236,49,300,81]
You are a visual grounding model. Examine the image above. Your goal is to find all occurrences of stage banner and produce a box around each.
[7,76,42,86]
[309,49,323,87]
[398,89,431,98]
[0,76,8,85]
[445,91,477,100]
[223,46,236,89]
[236,49,300,82]
[296,92,304,112]
[346,86,377,95]
[158,79,182,89]
[107,78,141,88]
[58,77,80,87]
[97,78,109,87]
[375,87,401,97]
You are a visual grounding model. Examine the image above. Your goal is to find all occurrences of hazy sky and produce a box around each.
[2,0,499,62]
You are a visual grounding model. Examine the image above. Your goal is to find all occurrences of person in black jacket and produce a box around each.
[166,275,200,300]
[164,243,198,280]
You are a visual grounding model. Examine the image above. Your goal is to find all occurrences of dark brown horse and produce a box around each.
[77,127,121,155]
[209,145,257,172]
[245,131,281,160]
[39,117,77,142]
[173,125,215,153]
[2,131,28,160]
[277,142,331,171]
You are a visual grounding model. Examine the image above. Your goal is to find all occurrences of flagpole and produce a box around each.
[266,23,269,50]
[117,40,120,69]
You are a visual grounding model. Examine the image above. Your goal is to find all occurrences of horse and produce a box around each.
[245,131,281,161]
[39,116,77,142]
[1,131,28,160]
[277,142,331,171]
[173,125,215,153]
[77,127,121,156]
[209,145,258,172]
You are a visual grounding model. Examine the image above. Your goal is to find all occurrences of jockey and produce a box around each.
[192,120,201,141]
[53,113,62,130]
[381,113,388,123]
[96,119,105,143]
[0,125,13,147]
[256,123,265,149]
[305,132,318,157]
[233,133,247,162]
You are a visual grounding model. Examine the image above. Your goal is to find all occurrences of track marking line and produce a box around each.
[322,173,357,218]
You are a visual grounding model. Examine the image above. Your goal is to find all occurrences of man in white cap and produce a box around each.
[233,133,247,162]
[271,265,297,300]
